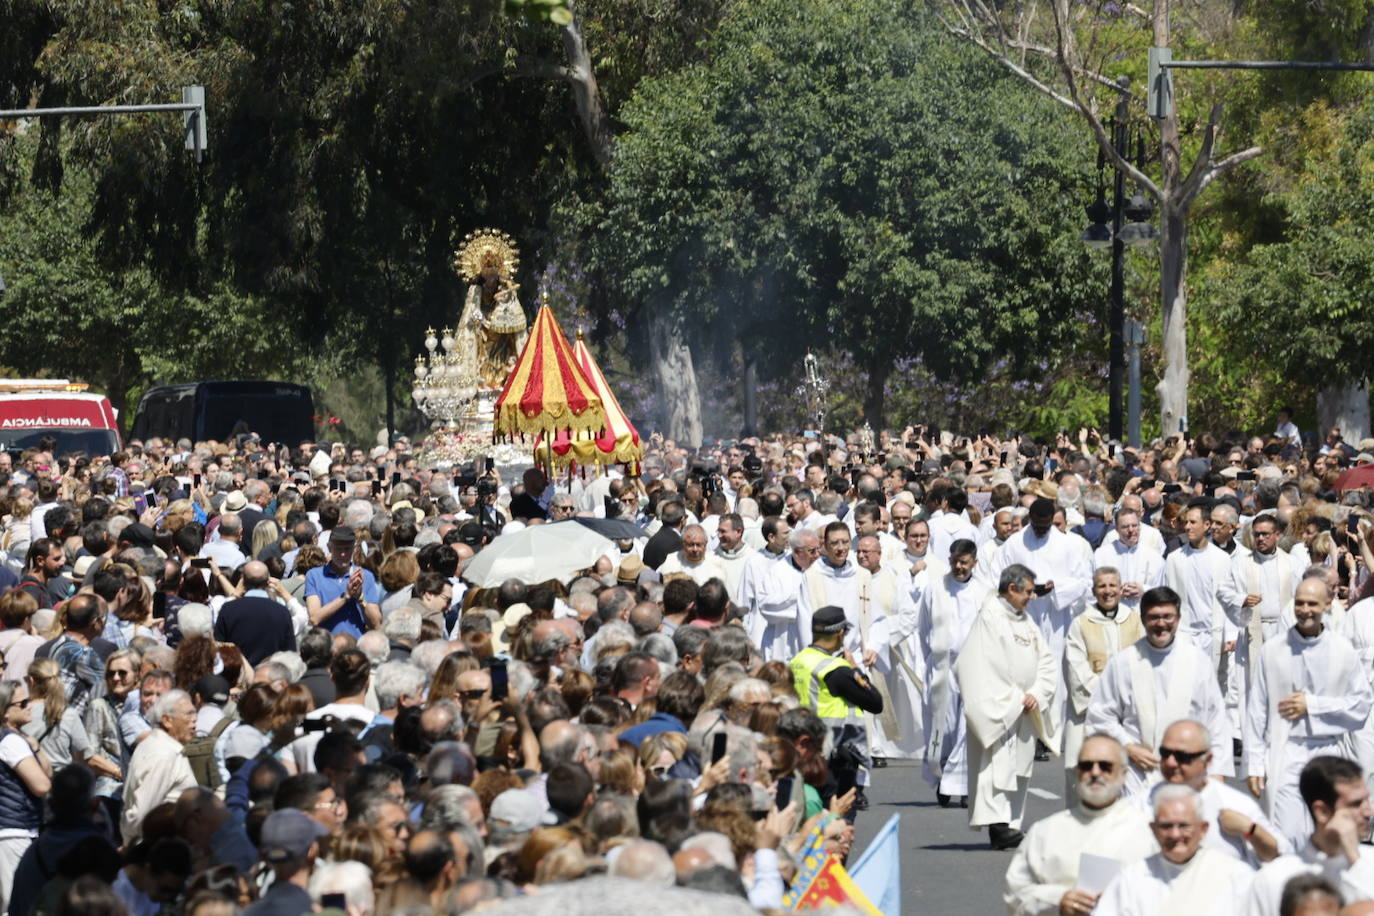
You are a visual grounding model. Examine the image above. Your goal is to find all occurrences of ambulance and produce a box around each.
[0,380,122,457]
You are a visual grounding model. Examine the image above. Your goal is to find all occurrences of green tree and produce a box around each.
[579,0,1106,428]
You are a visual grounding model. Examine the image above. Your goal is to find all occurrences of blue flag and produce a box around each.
[849,813,901,916]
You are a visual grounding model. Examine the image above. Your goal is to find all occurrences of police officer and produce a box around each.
[789,605,884,814]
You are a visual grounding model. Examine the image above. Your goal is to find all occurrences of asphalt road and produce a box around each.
[850,757,1071,916]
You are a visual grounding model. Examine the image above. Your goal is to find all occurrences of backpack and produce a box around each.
[185,715,236,789]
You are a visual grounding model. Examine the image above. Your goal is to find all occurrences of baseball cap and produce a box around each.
[811,605,850,635]
[489,789,548,833]
[260,809,328,863]
[192,674,230,706]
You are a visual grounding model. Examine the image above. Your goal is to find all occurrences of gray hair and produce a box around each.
[413,527,442,549]
[788,528,818,551]
[728,677,770,705]
[382,605,422,644]
[507,659,537,701]
[594,621,636,661]
[1093,566,1120,583]
[814,490,842,515]
[373,661,427,710]
[149,688,191,727]
[609,839,676,886]
[1081,487,1109,519]
[356,630,389,666]
[636,633,678,669]
[421,784,480,830]
[679,832,736,870]
[999,563,1036,594]
[309,861,375,916]
[1210,504,1239,526]
[265,652,306,683]
[343,499,374,530]
[1151,783,1201,820]
[410,640,456,677]
[218,513,243,537]
[178,603,213,639]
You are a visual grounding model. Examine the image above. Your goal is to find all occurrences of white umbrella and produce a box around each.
[462,522,615,588]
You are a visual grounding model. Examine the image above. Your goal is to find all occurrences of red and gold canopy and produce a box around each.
[492,304,605,441]
[537,331,644,470]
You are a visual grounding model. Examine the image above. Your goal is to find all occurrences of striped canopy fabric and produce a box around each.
[493,304,605,441]
[536,331,644,470]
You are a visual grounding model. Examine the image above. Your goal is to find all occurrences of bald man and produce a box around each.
[1246,579,1374,850]
[212,560,297,664]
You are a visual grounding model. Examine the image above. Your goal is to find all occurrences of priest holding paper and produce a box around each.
[1004,733,1157,916]
[956,563,1057,850]
[1094,784,1254,915]
[1244,577,1374,851]
[1085,586,1233,798]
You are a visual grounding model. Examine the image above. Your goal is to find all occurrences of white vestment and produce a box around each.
[1135,778,1288,869]
[1244,626,1373,850]
[1063,605,1144,794]
[1096,848,1253,916]
[914,572,985,794]
[1242,840,1374,916]
[973,537,1007,591]
[1092,540,1165,612]
[990,526,1094,747]
[712,544,750,603]
[1003,799,1157,916]
[956,595,1057,829]
[1085,637,1233,797]
[739,553,805,662]
[928,510,979,564]
[864,564,924,760]
[1340,597,1374,793]
[1219,548,1301,740]
[656,550,727,586]
[802,558,872,656]
[1165,541,1232,660]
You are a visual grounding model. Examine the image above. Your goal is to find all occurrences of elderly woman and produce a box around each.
[0,678,51,911]
[86,647,140,802]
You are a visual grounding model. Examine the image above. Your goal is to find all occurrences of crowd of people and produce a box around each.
[0,412,1373,915]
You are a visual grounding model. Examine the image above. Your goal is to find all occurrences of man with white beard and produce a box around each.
[1244,577,1374,851]
[1063,568,1144,799]
[917,539,987,807]
[990,497,1093,750]
[1164,503,1233,663]
[1220,513,1301,743]
[1093,509,1164,614]
[1086,586,1232,798]
[1095,784,1254,915]
[740,526,816,663]
[1004,733,1157,916]
[927,485,979,562]
[855,534,922,762]
[1150,719,1285,868]
[956,564,1058,850]
[711,513,750,603]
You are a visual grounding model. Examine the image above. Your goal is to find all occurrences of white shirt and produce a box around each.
[122,729,198,844]
[1096,849,1252,916]
[1242,840,1374,916]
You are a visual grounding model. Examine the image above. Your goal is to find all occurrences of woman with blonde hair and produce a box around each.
[250,521,280,562]
[428,651,479,704]
[24,659,119,779]
[1,496,33,567]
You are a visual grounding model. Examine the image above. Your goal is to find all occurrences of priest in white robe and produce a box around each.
[1242,754,1374,916]
[1164,503,1233,661]
[1085,585,1233,798]
[990,498,1093,748]
[1103,493,1168,555]
[1095,784,1254,916]
[1219,513,1301,739]
[801,522,873,659]
[915,539,985,803]
[1004,733,1157,916]
[1093,509,1164,613]
[1063,567,1144,799]
[892,518,944,608]
[1150,719,1286,868]
[974,507,1022,587]
[855,534,923,761]
[956,563,1058,849]
[739,527,816,663]
[657,525,727,586]
[852,502,905,567]
[711,513,751,603]
[927,486,979,562]
[1340,589,1374,791]
[1244,577,1374,851]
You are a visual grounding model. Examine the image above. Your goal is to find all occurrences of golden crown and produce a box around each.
[455,228,520,282]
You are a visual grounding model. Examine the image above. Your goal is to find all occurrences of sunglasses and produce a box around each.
[7,698,29,709]
[458,689,487,701]
[1159,747,1208,765]
[1075,759,1116,774]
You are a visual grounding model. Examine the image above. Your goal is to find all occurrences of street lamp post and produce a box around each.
[1081,77,1157,443]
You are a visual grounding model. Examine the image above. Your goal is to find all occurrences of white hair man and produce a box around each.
[1095,784,1253,915]
[1063,567,1144,799]
[1152,719,1285,868]
[309,858,375,916]
[657,525,727,586]
[1004,733,1156,915]
[1245,578,1373,851]
[1086,586,1232,798]
[121,688,199,844]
